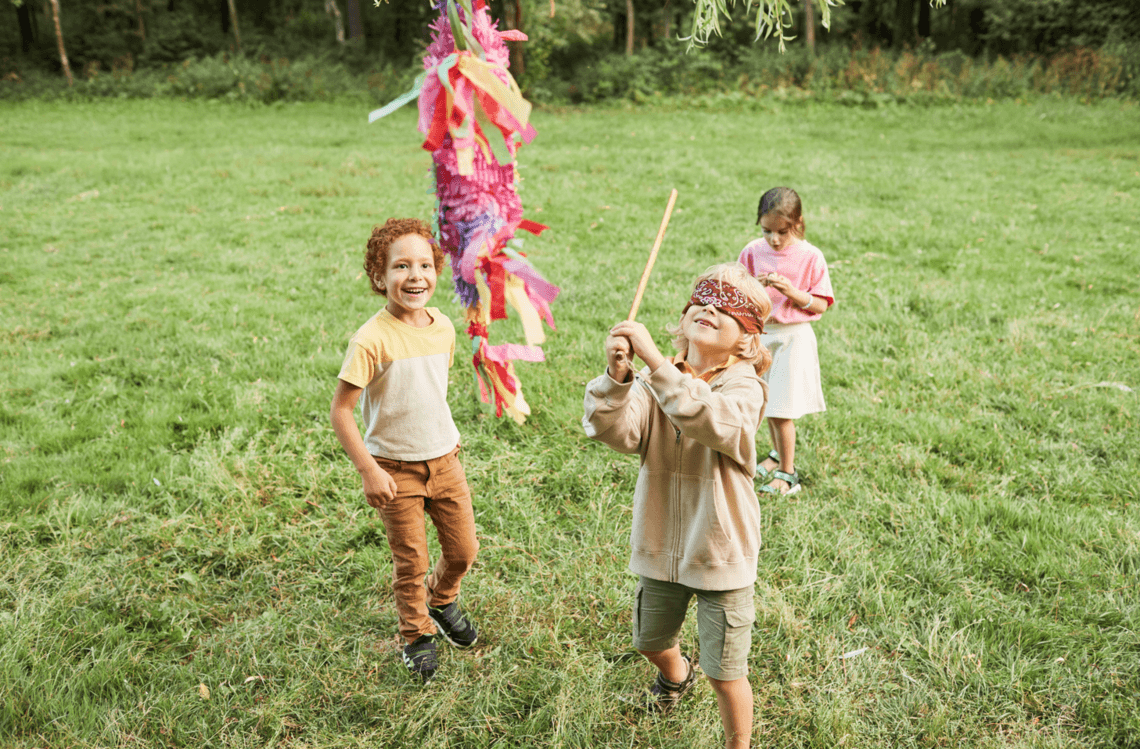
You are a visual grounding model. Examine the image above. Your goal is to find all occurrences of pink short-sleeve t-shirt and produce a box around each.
[738,238,835,325]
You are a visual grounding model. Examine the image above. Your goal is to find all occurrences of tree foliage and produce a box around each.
[2,0,1137,91]
[685,0,851,50]
[981,0,1140,53]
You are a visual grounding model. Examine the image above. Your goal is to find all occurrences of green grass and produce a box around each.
[1,97,1139,748]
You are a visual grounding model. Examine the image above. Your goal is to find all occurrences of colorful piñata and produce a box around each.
[370,0,557,424]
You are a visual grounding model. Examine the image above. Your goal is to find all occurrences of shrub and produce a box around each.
[1,41,1135,106]
[0,53,418,104]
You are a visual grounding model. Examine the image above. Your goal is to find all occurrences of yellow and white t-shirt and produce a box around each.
[337,307,460,461]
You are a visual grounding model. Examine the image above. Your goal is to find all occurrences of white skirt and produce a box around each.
[760,322,826,420]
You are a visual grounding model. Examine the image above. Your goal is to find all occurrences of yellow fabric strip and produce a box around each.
[455,55,532,130]
[503,273,546,346]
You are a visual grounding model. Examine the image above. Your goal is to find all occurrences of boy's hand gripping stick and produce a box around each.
[616,188,678,367]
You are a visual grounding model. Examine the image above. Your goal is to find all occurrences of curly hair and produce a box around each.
[363,218,445,297]
[756,186,805,239]
[666,262,773,377]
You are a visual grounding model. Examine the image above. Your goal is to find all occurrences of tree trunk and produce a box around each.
[16,2,36,55]
[917,0,931,38]
[325,0,345,43]
[225,0,242,51]
[346,0,363,40]
[894,0,915,47]
[509,0,525,79]
[135,0,146,40]
[625,0,634,55]
[662,0,670,40]
[47,0,73,86]
[804,0,816,55]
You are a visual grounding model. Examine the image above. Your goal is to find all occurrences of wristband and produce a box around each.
[799,294,814,309]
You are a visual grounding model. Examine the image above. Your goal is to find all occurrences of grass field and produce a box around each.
[2,97,1139,748]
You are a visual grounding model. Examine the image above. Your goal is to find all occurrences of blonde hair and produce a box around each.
[666,262,773,376]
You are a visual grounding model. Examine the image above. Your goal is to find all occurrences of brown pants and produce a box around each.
[374,447,479,643]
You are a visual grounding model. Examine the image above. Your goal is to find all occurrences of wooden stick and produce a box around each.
[628,188,678,321]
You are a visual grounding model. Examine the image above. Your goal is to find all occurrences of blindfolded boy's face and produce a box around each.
[382,234,438,323]
[681,304,745,359]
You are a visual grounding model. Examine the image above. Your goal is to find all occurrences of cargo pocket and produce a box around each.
[720,604,756,669]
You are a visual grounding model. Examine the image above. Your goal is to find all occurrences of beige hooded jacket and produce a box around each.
[583,359,766,590]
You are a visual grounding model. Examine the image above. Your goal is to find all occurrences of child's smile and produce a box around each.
[382,234,438,327]
[694,313,718,330]
[683,304,744,364]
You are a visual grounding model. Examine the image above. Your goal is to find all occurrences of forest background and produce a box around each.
[3,0,1140,104]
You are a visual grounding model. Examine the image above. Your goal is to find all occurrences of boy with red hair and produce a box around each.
[330,218,480,684]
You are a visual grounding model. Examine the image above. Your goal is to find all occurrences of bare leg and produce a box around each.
[767,417,796,492]
[759,419,779,475]
[638,645,688,683]
[708,676,753,749]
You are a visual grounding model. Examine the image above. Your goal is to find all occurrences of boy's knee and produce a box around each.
[390,546,431,574]
[393,560,430,582]
[446,555,476,575]
[432,549,476,582]
[706,675,749,693]
[707,674,745,685]
[443,540,478,568]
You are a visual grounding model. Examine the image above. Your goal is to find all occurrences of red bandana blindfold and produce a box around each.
[684,279,765,334]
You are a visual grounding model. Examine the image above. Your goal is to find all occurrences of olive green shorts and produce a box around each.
[631,576,756,681]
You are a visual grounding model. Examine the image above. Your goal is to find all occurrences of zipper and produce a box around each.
[672,425,682,582]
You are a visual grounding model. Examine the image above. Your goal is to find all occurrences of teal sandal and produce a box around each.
[756,449,780,480]
[760,469,801,496]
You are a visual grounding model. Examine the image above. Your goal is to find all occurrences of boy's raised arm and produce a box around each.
[330,379,398,509]
[582,328,653,455]
[647,366,764,471]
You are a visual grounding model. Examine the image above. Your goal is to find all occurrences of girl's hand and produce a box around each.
[605,331,633,382]
[362,465,398,510]
[765,273,813,308]
[609,321,666,373]
[764,272,793,294]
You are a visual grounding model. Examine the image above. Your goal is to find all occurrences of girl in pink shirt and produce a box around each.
[737,187,835,496]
